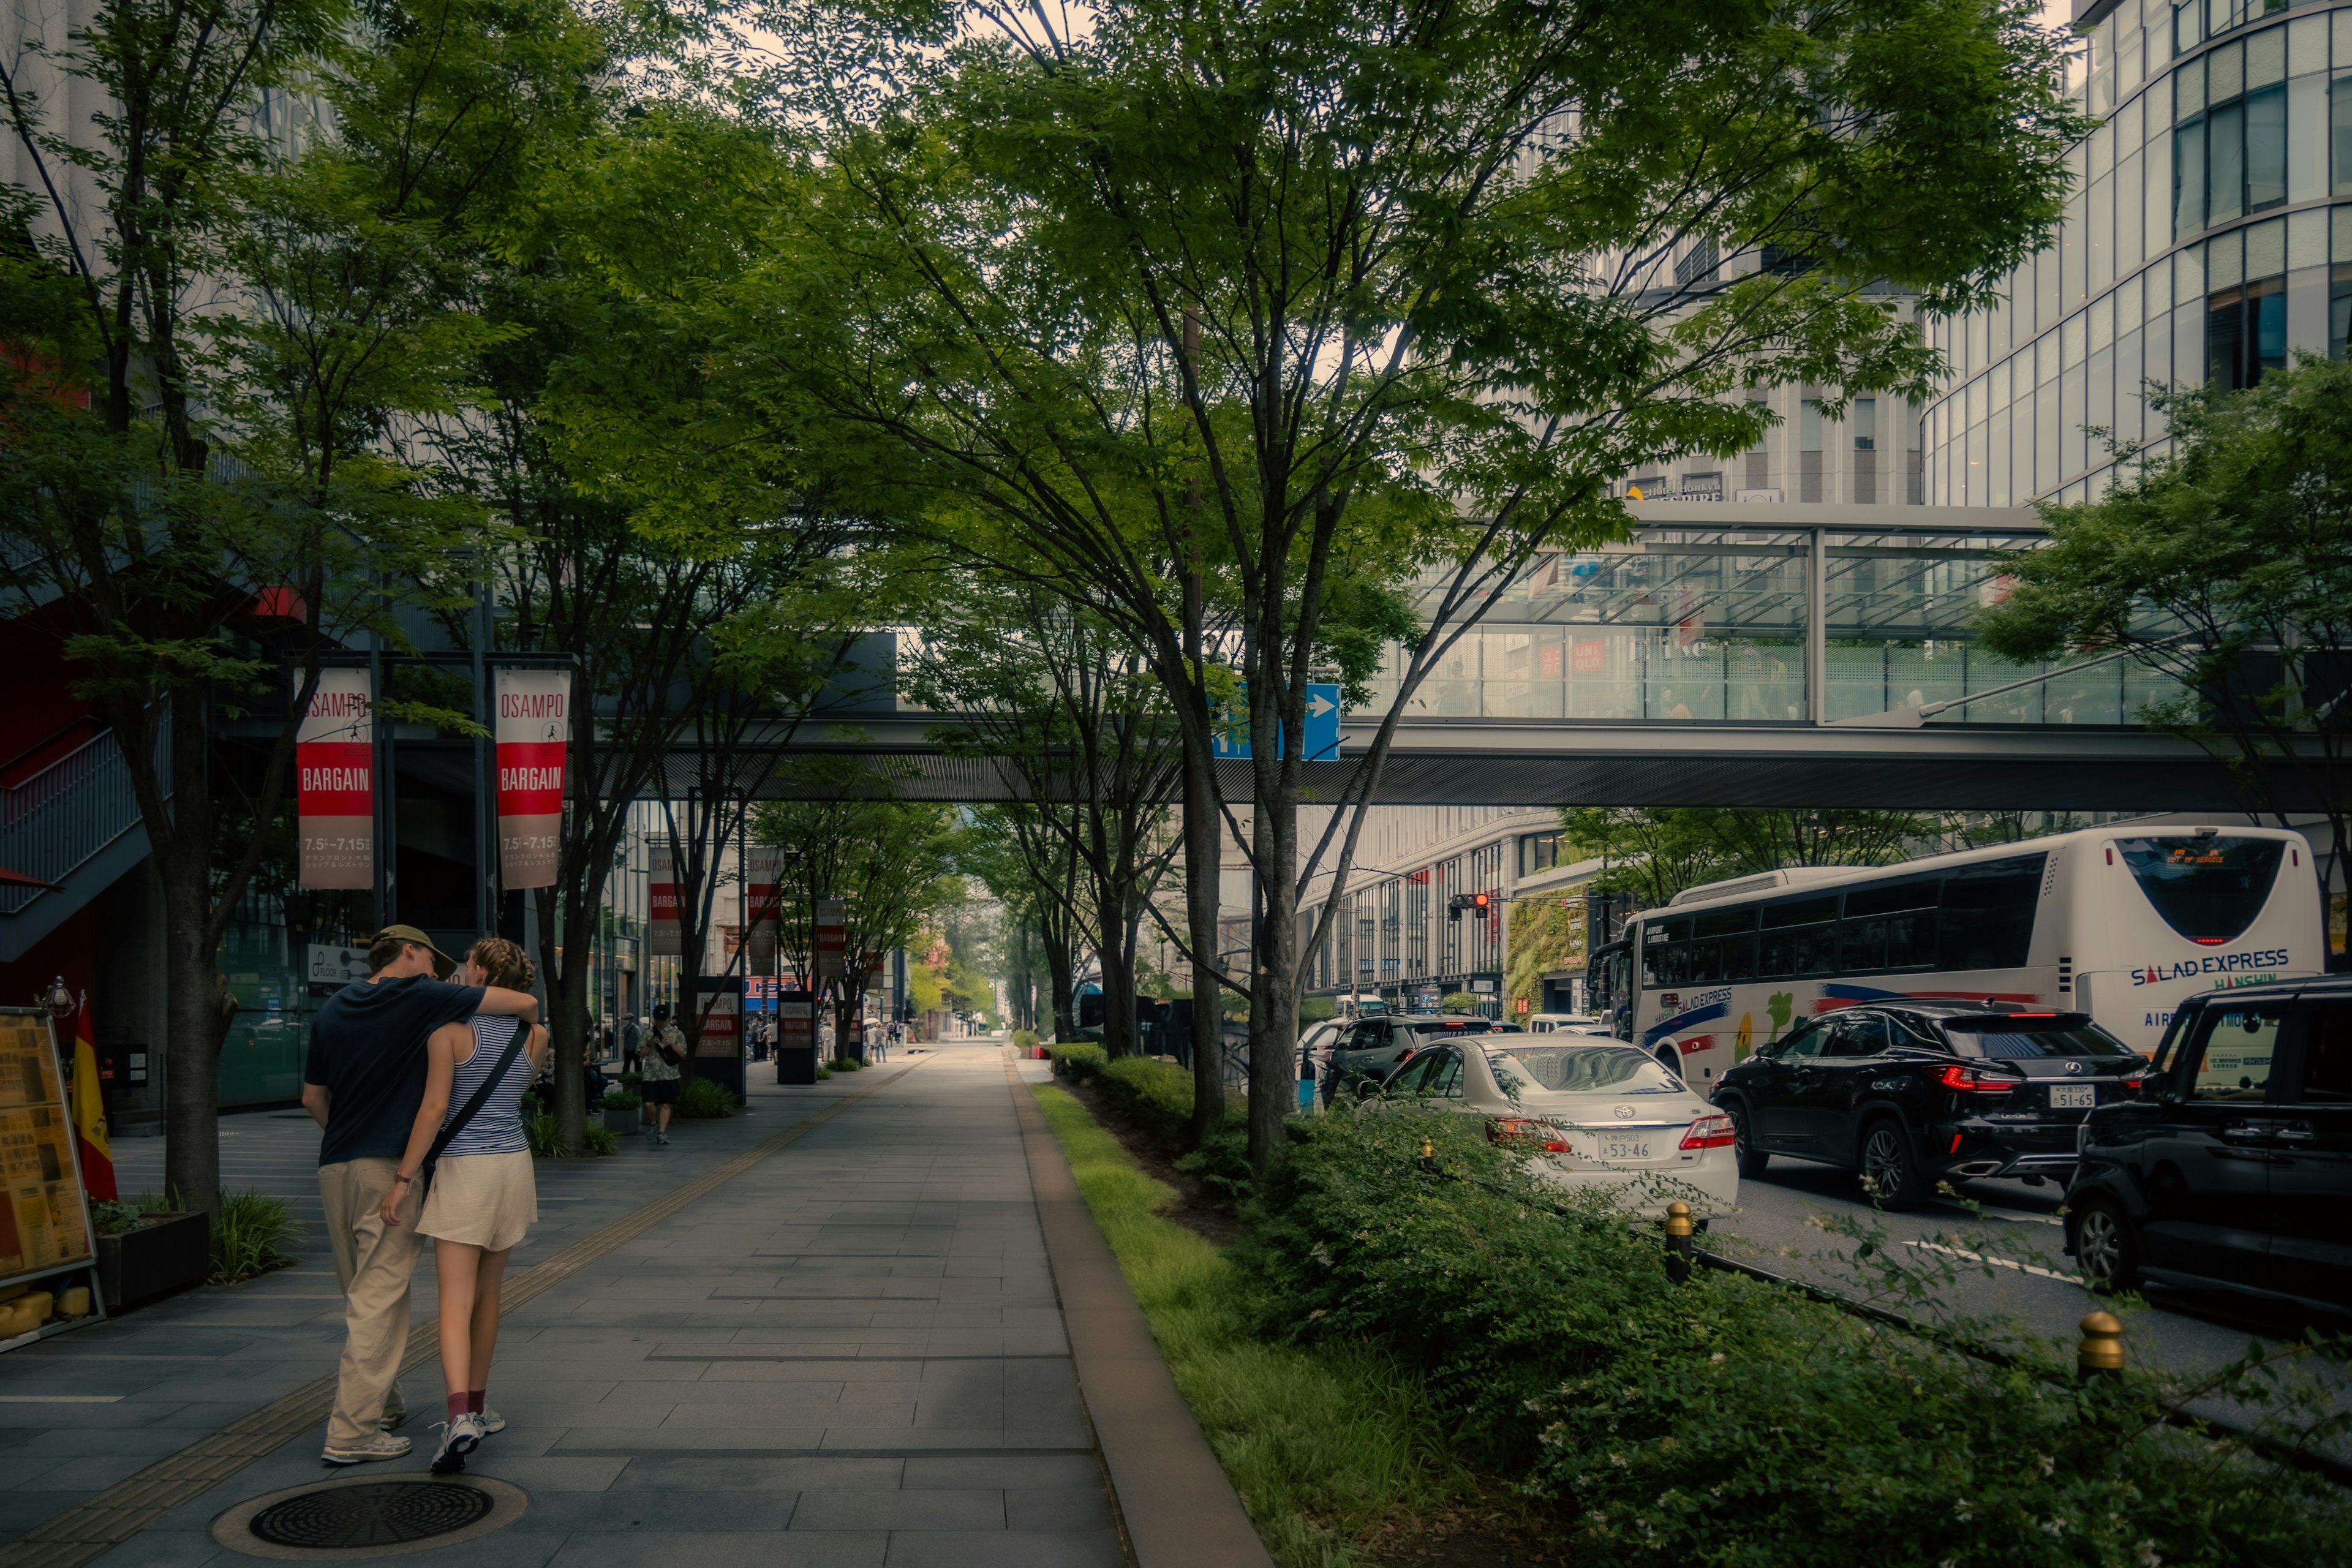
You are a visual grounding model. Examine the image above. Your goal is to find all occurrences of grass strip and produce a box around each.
[1031,1082,1485,1568]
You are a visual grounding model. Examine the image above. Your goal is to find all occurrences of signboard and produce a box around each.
[815,899,845,986]
[0,1010,96,1287]
[777,995,814,1047]
[649,847,680,956]
[295,669,373,889]
[1210,683,1341,761]
[745,848,781,978]
[1572,639,1607,675]
[307,945,371,987]
[495,669,571,889]
[695,993,740,1056]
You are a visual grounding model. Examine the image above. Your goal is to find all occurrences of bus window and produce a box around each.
[1938,854,2046,971]
[2115,836,2286,946]
[2183,1005,2284,1101]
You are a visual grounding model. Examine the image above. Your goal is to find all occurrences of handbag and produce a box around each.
[655,1030,682,1068]
[416,1025,530,1202]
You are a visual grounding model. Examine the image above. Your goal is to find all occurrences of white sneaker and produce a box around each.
[479,1408,505,1435]
[429,1412,486,1474]
[323,1430,412,1464]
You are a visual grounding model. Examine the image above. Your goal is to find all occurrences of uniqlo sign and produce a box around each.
[496,669,570,888]
[296,669,373,889]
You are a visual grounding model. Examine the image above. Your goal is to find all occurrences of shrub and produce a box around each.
[524,1107,568,1157]
[1050,1041,1108,1082]
[815,1063,834,1080]
[582,1123,619,1156]
[1099,1055,1192,1144]
[1012,1028,1039,1051]
[1297,997,1336,1023]
[832,1055,863,1071]
[601,1087,641,1112]
[209,1190,302,1284]
[1172,1121,1253,1208]
[1239,1106,2352,1566]
[1437,991,1482,1014]
[89,1199,145,1238]
[676,1077,739,1118]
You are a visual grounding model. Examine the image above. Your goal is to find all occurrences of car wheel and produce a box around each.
[2071,1197,2141,1292]
[1727,1101,1769,1178]
[1859,1120,1928,1212]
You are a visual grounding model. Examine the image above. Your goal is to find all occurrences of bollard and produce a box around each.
[1664,1200,1695,1284]
[2077,1310,2125,1380]
[1416,1135,1436,1174]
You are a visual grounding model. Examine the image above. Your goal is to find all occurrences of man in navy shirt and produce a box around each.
[302,926,540,1463]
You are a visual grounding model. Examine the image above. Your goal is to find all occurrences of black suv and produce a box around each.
[1324,1016,1519,1101]
[1711,1003,2148,1210]
[2065,978,2351,1311]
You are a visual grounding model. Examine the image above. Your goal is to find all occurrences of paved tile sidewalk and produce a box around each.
[3,1041,1127,1567]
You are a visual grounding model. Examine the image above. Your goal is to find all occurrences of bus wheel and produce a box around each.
[1654,1049,1683,1082]
[1727,1102,1768,1178]
[1860,1120,1927,1212]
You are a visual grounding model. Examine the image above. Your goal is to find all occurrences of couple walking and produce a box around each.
[301,925,548,1473]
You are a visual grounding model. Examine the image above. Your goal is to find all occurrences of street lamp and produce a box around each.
[42,976,75,1023]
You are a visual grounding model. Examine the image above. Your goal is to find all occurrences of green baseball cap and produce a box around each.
[373,925,459,978]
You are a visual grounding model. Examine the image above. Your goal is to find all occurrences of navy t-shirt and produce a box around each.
[304,976,486,1166]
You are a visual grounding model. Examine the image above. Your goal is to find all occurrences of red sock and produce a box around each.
[445,1393,468,1422]
[466,1390,485,1414]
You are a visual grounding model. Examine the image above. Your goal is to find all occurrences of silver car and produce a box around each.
[1379,1038,1741,1216]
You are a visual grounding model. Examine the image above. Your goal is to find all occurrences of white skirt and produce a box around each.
[418,1150,537,1252]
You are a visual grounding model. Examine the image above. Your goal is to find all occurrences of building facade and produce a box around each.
[1923,0,2351,507]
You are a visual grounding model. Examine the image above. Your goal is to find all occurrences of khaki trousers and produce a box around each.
[319,1158,421,1446]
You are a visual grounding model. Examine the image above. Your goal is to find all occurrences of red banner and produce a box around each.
[745,847,780,976]
[816,899,845,986]
[296,669,374,889]
[649,846,679,955]
[496,669,571,888]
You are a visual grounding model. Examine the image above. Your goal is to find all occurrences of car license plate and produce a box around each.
[2049,1084,2095,1109]
[1574,1134,1655,1163]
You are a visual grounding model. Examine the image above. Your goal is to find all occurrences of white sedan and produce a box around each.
[1379,1038,1740,1216]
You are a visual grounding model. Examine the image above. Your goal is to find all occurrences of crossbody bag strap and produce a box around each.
[424,1023,530,1174]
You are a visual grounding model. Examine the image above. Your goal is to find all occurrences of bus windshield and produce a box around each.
[1944,1016,2138,1060]
[2115,836,2285,945]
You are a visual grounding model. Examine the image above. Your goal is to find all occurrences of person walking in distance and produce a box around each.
[302,926,540,1464]
[381,937,548,1474]
[643,1002,684,1145]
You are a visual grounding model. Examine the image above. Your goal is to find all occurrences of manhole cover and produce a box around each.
[249,1482,494,1549]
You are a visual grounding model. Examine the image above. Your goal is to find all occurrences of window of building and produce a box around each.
[1518,831,1563,878]
[2335,76,2352,197]
[2174,40,2287,238]
[2208,274,2286,388]
[1853,396,1877,451]
[2332,263,2352,360]
[1799,399,1823,452]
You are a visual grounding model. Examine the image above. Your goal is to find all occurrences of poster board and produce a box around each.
[0,1008,105,1350]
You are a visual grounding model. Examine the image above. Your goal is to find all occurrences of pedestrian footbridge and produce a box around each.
[739,501,2293,813]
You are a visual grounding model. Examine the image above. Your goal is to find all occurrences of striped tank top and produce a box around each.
[440,1016,534,1157]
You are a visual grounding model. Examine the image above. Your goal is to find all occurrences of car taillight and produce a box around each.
[2117,1072,2148,1094]
[1939,1063,2022,1094]
[1488,1117,1570,1152]
[1679,1114,1736,1150]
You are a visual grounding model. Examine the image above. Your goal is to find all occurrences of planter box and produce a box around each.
[602,1108,640,1136]
[94,1212,210,1311]
[775,1046,817,1086]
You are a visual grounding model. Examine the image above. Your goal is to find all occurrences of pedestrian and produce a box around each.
[301,925,540,1465]
[643,1003,684,1144]
[380,937,549,1474]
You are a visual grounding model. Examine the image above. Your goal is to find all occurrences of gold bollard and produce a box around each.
[1664,1200,1695,1284]
[2078,1311,2125,1379]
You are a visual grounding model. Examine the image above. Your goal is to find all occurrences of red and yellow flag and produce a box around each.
[70,1004,114,1201]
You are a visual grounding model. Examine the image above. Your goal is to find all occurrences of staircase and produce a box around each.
[0,722,165,962]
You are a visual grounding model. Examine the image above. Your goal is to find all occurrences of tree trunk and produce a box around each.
[1245,788,1300,1172]
[539,886,592,1152]
[1182,744,1226,1144]
[1096,919,1136,1058]
[160,852,230,1217]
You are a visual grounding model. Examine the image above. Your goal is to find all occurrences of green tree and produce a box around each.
[713,0,2087,1167]
[1566,806,1933,907]
[1977,355,2352,960]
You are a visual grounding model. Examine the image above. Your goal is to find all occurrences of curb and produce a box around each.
[1008,1062,1276,1568]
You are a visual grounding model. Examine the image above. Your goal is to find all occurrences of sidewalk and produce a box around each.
[0,1041,1130,1567]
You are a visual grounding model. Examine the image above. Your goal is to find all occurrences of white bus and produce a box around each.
[1585,825,2325,1087]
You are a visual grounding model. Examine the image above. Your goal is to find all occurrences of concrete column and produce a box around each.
[1806,526,1827,723]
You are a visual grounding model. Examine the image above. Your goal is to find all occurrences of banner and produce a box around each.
[649,847,680,956]
[495,669,571,889]
[815,899,845,986]
[695,993,739,1057]
[69,1002,113,1202]
[295,669,373,889]
[745,848,781,977]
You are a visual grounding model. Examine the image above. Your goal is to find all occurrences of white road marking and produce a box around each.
[1934,1199,2065,1227]
[0,1395,124,1403]
[1909,1238,2081,1284]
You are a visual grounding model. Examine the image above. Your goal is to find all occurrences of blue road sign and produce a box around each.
[1212,683,1342,761]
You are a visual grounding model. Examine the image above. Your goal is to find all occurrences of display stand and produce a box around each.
[0,1008,107,1353]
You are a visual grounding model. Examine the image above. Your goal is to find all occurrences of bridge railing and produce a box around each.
[0,721,165,916]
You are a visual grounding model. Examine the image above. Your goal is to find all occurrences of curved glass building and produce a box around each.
[1921,0,2352,507]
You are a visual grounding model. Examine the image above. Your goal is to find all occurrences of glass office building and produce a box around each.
[1921,0,2352,507]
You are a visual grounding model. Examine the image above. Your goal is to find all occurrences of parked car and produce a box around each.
[2065,977,2351,1310]
[1325,1016,1521,1101]
[1709,1003,2149,1210]
[1377,1038,1739,1215]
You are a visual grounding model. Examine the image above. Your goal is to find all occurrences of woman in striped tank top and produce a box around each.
[382,937,546,1472]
